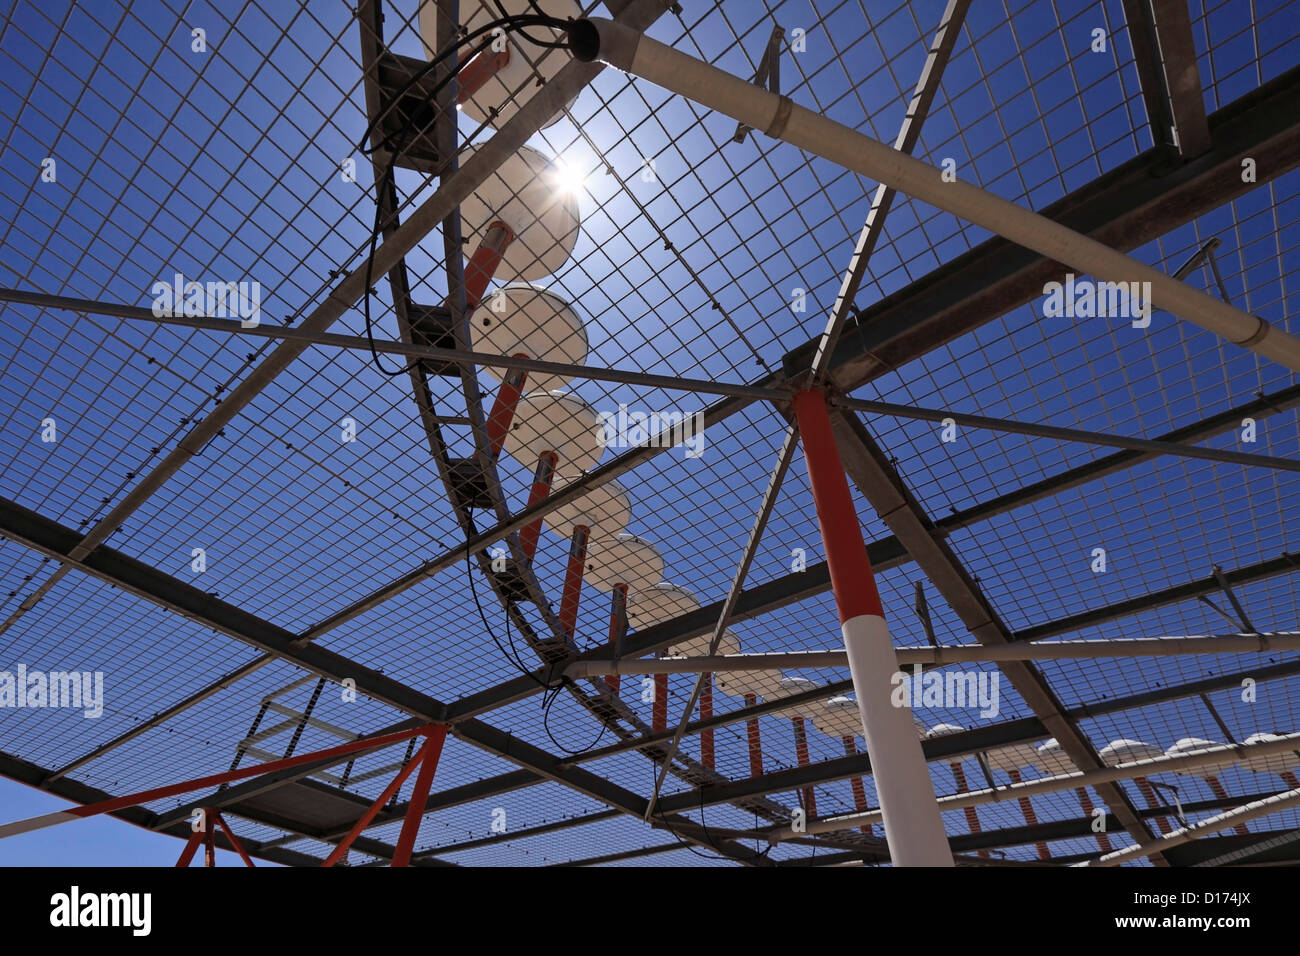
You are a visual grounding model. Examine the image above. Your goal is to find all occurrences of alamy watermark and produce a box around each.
[0,664,104,718]
[1042,273,1152,328]
[891,664,999,719]
[151,271,262,328]
[597,404,706,458]
[50,886,150,936]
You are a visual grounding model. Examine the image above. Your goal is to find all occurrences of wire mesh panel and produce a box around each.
[0,0,1297,867]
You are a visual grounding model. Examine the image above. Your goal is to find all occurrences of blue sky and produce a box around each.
[0,0,1297,865]
[0,777,253,865]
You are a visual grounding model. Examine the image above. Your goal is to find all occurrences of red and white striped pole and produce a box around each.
[793,388,952,866]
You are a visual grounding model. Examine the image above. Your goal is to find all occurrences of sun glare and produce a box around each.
[552,158,587,196]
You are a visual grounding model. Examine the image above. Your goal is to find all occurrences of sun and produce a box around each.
[551,158,587,196]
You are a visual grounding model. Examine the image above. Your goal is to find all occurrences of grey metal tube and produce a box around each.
[780,732,1300,840]
[1078,785,1300,866]
[0,287,780,402]
[565,632,1300,676]
[574,17,1300,372]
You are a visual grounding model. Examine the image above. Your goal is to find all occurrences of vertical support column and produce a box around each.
[653,674,668,732]
[1134,776,1173,835]
[744,693,763,778]
[1076,787,1113,852]
[486,361,529,458]
[1007,768,1050,860]
[392,724,449,867]
[606,584,627,695]
[456,46,510,102]
[518,451,558,559]
[949,761,987,857]
[843,737,872,835]
[462,221,513,310]
[559,525,590,640]
[203,808,217,867]
[700,673,715,771]
[791,717,817,816]
[793,388,952,866]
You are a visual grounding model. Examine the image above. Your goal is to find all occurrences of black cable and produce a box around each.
[361,49,471,379]
[647,773,737,863]
[464,511,550,689]
[357,12,575,378]
[457,468,613,757]
[355,14,568,157]
[391,6,612,745]
[460,507,614,764]
[647,764,779,863]
[540,677,610,756]
[367,34,495,160]
[494,0,571,49]
[660,788,731,862]
[499,568,542,681]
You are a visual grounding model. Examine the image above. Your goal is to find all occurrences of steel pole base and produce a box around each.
[843,613,954,866]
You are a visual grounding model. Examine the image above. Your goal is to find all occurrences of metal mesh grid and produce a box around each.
[0,0,1296,867]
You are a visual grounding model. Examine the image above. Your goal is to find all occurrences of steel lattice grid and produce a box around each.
[1,0,1297,866]
[0,569,267,774]
[848,210,1298,666]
